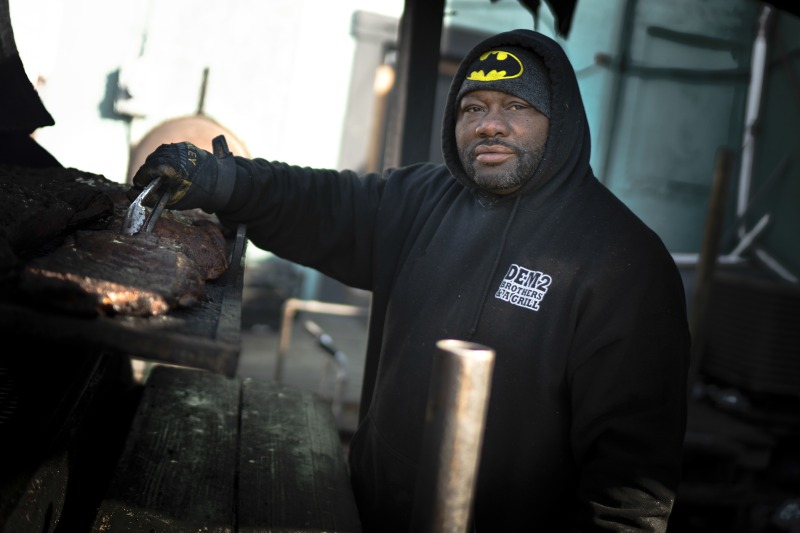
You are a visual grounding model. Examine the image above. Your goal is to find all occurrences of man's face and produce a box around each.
[456,90,549,195]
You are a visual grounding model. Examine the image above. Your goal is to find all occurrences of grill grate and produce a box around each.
[703,269,800,398]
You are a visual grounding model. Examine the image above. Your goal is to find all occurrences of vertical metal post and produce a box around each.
[688,147,733,382]
[736,5,773,237]
[409,339,495,533]
[383,0,445,168]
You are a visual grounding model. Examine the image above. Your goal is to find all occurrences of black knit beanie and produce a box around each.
[457,46,551,118]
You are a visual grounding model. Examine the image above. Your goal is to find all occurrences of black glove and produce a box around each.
[128,142,236,213]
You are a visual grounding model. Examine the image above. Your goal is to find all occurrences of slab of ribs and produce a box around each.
[0,163,230,317]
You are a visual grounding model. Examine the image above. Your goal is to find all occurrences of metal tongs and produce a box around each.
[121,176,174,235]
[122,135,232,235]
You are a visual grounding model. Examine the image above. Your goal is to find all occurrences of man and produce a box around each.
[130,29,690,532]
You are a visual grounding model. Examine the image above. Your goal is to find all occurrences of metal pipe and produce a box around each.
[688,147,733,381]
[736,5,773,236]
[729,213,770,257]
[304,319,349,421]
[274,298,368,382]
[409,339,495,533]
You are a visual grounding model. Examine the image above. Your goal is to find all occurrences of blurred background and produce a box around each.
[8,0,799,282]
[3,1,800,531]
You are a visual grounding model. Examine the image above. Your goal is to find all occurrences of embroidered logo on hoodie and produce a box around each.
[495,263,551,311]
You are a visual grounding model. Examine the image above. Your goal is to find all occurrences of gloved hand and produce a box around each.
[128,142,235,213]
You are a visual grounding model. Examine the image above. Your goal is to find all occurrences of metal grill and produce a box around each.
[703,268,800,398]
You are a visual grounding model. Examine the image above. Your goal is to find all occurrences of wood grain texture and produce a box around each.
[92,366,360,532]
[238,378,361,532]
[93,366,239,532]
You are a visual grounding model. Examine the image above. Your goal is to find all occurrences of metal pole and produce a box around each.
[409,339,495,533]
[274,298,368,382]
[688,147,733,382]
[736,5,773,237]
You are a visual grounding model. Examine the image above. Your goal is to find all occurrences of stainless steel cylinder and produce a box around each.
[409,339,496,533]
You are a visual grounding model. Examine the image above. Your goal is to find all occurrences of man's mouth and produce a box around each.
[473,143,516,165]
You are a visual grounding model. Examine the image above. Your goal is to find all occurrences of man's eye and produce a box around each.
[463,105,482,113]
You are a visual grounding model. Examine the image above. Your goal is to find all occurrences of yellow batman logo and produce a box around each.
[466,50,524,81]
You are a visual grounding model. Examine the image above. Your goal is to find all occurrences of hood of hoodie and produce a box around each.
[441,29,593,202]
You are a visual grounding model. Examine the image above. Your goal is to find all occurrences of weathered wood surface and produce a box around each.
[92,365,361,532]
[0,225,247,378]
[238,378,361,532]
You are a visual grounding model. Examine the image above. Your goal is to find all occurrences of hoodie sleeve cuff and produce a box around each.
[203,154,237,213]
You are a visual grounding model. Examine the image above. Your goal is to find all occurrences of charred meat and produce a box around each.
[18,229,208,317]
[1,164,230,317]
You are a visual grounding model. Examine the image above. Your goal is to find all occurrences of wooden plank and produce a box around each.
[0,301,239,376]
[0,225,246,377]
[238,378,361,533]
[92,366,240,532]
[0,450,69,533]
[93,366,360,532]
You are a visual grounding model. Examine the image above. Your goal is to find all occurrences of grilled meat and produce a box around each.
[150,211,229,281]
[19,229,206,317]
[2,164,230,317]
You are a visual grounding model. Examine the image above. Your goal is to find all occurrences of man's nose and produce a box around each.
[475,110,509,137]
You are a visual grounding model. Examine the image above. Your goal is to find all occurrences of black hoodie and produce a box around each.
[220,29,690,533]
